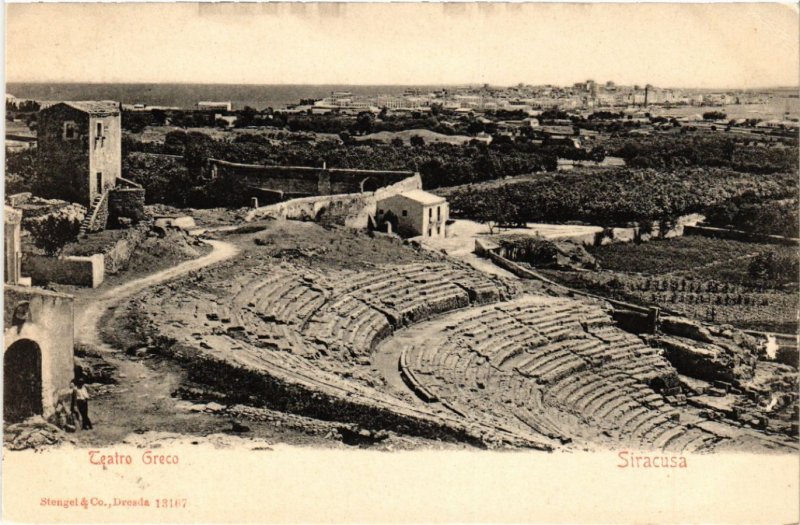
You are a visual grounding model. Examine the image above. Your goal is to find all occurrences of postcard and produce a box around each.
[3,2,799,523]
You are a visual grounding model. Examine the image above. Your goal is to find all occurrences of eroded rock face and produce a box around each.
[648,323,759,385]
[4,416,74,450]
[660,316,714,343]
[652,316,760,384]
[496,237,597,271]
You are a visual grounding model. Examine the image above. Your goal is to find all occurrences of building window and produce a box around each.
[95,122,105,149]
[402,210,407,217]
[63,122,77,140]
[437,206,441,220]
[96,172,103,194]
[429,208,433,218]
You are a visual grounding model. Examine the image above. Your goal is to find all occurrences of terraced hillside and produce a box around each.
[395,296,793,452]
[126,257,554,447]
[116,223,795,451]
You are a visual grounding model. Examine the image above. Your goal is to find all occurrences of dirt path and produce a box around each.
[75,239,239,350]
[70,239,243,446]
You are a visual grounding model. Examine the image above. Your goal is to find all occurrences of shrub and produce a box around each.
[748,252,799,284]
[28,215,81,256]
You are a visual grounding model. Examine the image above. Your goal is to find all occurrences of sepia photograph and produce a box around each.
[2,2,799,522]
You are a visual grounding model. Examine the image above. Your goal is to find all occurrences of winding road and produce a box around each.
[69,238,241,445]
[75,239,239,351]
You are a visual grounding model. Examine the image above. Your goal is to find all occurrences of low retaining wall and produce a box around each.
[684,225,800,246]
[23,254,104,288]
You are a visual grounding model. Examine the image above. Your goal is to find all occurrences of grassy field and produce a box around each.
[541,236,798,333]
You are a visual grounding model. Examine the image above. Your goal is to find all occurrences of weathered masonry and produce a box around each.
[208,158,416,204]
[37,101,145,232]
[4,205,76,423]
[376,190,449,238]
[3,286,75,423]
[38,101,122,206]
[4,206,23,285]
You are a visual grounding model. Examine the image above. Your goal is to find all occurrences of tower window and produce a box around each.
[63,122,77,140]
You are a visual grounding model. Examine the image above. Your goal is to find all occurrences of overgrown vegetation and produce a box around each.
[444,168,797,228]
[604,134,797,174]
[27,214,81,256]
[704,193,799,238]
[542,236,799,333]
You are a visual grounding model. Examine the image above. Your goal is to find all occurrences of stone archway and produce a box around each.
[4,339,43,423]
[360,177,380,193]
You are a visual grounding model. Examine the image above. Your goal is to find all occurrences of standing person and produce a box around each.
[71,378,93,430]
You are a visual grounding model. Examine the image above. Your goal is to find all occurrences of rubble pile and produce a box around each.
[4,416,75,451]
[650,317,760,384]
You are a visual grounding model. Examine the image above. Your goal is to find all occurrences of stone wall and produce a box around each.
[210,158,415,198]
[684,225,800,247]
[108,187,146,226]
[37,104,92,206]
[88,113,122,201]
[4,285,75,421]
[245,174,423,228]
[23,254,105,288]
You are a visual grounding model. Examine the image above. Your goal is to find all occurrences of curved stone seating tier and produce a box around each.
[136,258,765,451]
[143,260,512,397]
[399,296,737,451]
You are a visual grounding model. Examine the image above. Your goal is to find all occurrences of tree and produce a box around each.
[409,135,425,148]
[151,109,167,126]
[339,130,353,145]
[703,111,727,121]
[354,111,375,135]
[237,106,259,128]
[28,215,81,256]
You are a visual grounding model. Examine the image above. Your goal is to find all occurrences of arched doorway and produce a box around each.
[360,177,380,193]
[4,339,43,423]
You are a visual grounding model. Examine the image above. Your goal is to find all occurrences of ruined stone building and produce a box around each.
[37,101,145,233]
[3,206,75,423]
[208,158,416,205]
[376,190,449,238]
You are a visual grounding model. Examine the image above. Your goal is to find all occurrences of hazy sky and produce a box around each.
[5,3,799,88]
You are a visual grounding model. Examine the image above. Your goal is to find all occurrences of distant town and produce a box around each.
[7,81,798,156]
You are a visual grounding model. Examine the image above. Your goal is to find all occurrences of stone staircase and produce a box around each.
[79,193,107,236]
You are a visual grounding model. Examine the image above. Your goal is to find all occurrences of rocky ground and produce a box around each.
[19,215,467,452]
[10,210,796,453]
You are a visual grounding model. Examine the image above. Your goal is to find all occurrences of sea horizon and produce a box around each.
[7,82,799,112]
